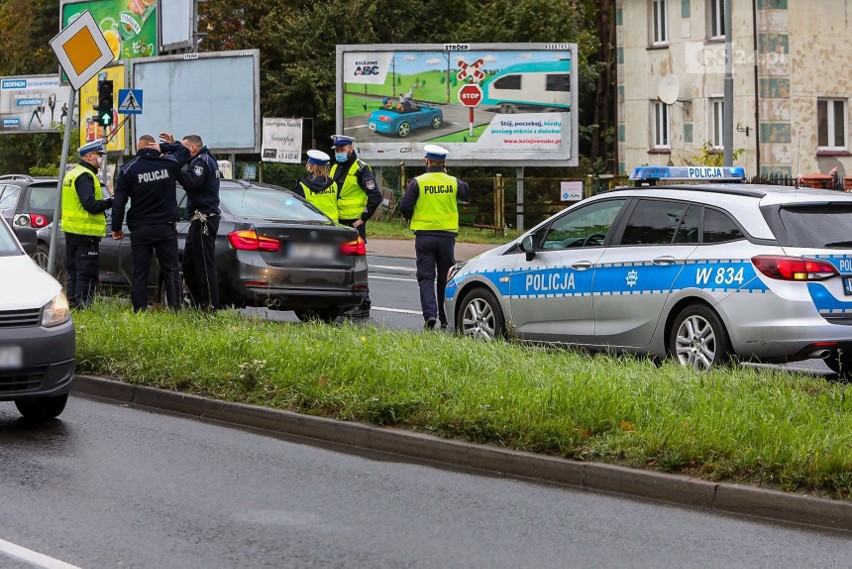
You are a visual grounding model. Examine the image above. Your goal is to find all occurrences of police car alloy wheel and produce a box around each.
[669,304,732,370]
[458,288,504,340]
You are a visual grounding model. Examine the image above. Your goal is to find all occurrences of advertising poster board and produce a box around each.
[0,75,73,134]
[78,64,127,153]
[336,43,578,166]
[261,118,303,164]
[61,0,158,65]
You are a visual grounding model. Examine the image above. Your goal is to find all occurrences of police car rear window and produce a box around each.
[779,205,852,248]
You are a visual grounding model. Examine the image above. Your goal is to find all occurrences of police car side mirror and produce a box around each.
[519,234,537,262]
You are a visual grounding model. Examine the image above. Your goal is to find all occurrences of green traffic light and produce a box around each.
[101,112,112,126]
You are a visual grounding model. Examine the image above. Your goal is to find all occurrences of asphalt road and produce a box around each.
[1,396,849,569]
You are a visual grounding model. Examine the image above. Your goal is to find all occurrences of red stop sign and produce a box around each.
[458,84,483,107]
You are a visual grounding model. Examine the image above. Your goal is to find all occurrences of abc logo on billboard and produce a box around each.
[354,66,380,76]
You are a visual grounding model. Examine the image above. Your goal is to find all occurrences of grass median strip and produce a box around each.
[75,300,852,499]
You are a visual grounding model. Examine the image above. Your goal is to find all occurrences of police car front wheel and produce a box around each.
[668,304,732,371]
[458,288,505,341]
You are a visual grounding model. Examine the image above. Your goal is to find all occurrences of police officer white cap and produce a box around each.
[330,134,355,148]
[424,144,449,160]
[79,139,107,157]
[306,149,331,165]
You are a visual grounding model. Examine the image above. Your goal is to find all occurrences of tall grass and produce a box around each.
[75,300,852,498]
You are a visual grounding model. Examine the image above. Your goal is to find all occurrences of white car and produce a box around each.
[0,217,74,419]
[445,166,852,376]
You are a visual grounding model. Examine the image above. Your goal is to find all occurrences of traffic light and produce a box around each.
[96,80,114,127]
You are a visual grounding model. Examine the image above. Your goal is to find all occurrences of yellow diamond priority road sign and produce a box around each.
[49,10,114,91]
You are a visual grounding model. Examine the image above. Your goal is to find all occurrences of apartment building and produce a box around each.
[616,0,852,178]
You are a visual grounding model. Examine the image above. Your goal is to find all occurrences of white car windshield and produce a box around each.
[0,220,23,256]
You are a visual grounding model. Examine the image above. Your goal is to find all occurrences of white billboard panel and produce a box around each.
[336,43,578,167]
[0,75,73,134]
[159,0,193,52]
[131,50,260,153]
[262,118,303,163]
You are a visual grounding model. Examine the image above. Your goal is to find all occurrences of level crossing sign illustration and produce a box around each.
[117,89,143,114]
[456,58,485,83]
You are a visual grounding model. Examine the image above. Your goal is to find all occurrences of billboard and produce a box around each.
[159,0,193,52]
[61,0,158,64]
[131,50,260,153]
[0,75,73,134]
[78,64,127,153]
[262,118,304,164]
[336,43,578,167]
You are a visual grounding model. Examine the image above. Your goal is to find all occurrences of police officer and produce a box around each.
[60,139,114,308]
[294,149,339,222]
[161,133,221,311]
[111,134,190,312]
[399,145,470,329]
[330,134,382,319]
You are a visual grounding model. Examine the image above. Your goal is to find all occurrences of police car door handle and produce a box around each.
[571,261,593,270]
[653,256,676,266]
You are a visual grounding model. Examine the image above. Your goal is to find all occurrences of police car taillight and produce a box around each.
[340,236,366,256]
[227,230,281,252]
[752,256,837,281]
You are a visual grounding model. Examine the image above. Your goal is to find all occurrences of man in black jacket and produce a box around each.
[160,132,221,311]
[111,134,190,312]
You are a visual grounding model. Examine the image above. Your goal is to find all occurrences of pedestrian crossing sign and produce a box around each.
[117,89,143,115]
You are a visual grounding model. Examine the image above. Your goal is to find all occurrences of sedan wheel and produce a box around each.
[458,288,505,340]
[669,304,731,370]
[15,394,68,420]
[295,308,340,324]
[397,122,411,137]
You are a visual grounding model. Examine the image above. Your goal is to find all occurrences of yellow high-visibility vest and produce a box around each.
[410,171,459,232]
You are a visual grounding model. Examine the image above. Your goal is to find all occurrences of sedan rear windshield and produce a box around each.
[221,188,331,222]
[779,204,852,248]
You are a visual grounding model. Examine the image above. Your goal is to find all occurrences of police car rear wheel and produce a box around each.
[669,304,731,371]
[458,288,504,341]
[824,350,852,380]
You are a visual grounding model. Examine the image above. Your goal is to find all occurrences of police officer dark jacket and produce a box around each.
[169,143,221,216]
[111,143,190,231]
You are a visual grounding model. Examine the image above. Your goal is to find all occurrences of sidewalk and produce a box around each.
[368,238,496,261]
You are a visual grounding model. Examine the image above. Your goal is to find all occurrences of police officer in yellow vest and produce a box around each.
[294,150,339,222]
[330,134,382,319]
[399,145,470,329]
[60,139,114,308]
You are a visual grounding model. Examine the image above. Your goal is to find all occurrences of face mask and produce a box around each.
[335,152,349,163]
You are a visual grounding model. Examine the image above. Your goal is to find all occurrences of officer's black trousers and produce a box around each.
[414,233,456,325]
[183,216,220,310]
[64,232,100,308]
[129,223,182,312]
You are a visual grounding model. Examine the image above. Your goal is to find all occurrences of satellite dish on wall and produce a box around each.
[658,75,680,105]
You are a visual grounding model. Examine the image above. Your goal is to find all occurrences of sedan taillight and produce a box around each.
[340,236,366,256]
[228,230,280,252]
[752,255,837,281]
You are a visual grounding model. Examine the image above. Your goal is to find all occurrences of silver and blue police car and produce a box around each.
[445,166,852,376]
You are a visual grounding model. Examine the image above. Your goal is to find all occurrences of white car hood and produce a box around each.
[0,255,61,311]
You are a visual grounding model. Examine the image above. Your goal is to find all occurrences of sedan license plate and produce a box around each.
[844,277,852,296]
[0,345,23,369]
[289,243,335,259]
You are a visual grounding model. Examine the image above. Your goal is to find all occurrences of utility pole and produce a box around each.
[723,0,734,167]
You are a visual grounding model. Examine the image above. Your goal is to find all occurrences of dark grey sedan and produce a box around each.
[37,180,368,321]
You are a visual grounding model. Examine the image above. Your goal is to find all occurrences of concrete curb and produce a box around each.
[72,375,852,533]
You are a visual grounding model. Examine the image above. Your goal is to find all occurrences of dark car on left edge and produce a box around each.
[36,179,368,322]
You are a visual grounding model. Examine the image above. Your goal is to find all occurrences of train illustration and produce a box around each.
[479,60,571,113]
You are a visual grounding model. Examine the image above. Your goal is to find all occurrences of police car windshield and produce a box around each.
[779,204,852,248]
[221,188,330,222]
[0,220,22,256]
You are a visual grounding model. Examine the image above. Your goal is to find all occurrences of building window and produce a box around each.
[818,99,847,150]
[710,98,724,148]
[653,101,670,148]
[709,0,725,39]
[651,0,668,45]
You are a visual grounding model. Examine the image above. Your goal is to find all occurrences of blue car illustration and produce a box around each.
[368,102,443,138]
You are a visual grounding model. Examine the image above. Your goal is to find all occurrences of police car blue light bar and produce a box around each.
[629,166,746,183]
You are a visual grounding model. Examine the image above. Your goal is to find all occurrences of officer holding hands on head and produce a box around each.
[159,132,221,312]
[60,139,114,308]
[398,145,470,330]
[294,149,339,222]
[330,134,382,319]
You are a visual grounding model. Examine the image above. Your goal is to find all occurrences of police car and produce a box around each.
[445,166,852,376]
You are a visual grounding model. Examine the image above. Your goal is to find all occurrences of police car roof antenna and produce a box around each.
[794,128,802,189]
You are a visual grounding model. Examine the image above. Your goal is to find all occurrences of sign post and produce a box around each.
[458,83,482,137]
[47,10,114,276]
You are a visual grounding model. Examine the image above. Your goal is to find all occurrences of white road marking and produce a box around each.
[0,538,82,569]
[369,275,415,282]
[371,306,421,315]
[369,264,415,273]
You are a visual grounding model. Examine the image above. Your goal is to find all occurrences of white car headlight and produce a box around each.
[42,292,71,327]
